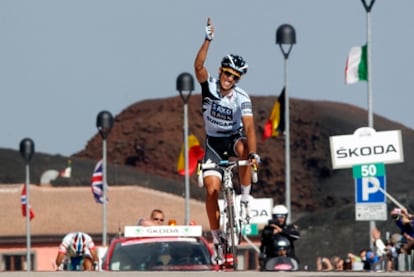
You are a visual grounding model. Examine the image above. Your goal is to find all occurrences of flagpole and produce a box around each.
[276,25,296,224]
[25,164,31,271]
[184,102,190,224]
[284,57,291,224]
[102,139,108,246]
[361,0,376,250]
[364,0,374,128]
[19,138,35,272]
[96,111,113,246]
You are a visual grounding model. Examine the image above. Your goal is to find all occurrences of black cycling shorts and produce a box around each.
[204,129,246,164]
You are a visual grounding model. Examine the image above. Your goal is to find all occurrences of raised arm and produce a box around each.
[194,17,214,83]
[242,115,257,156]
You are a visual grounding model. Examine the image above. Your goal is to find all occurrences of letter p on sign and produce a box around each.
[362,177,381,201]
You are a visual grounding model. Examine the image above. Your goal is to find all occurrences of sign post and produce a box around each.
[329,127,404,247]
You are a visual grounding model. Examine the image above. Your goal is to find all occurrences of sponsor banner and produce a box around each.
[219,197,273,225]
[124,225,202,237]
[329,127,404,169]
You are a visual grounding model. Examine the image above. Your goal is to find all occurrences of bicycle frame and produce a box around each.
[199,160,257,270]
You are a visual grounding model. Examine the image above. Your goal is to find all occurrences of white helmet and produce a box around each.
[272,204,288,215]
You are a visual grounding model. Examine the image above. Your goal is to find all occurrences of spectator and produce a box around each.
[137,209,165,226]
[372,227,396,271]
[365,249,383,271]
[331,256,344,271]
[55,232,98,271]
[343,257,352,271]
[348,249,369,271]
[316,255,346,271]
[391,207,414,253]
[316,256,334,271]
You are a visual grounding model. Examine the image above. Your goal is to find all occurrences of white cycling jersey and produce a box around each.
[58,232,95,258]
[201,74,253,137]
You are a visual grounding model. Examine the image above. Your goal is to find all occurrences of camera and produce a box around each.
[268,219,280,226]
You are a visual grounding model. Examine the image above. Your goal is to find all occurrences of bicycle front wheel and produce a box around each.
[224,189,238,270]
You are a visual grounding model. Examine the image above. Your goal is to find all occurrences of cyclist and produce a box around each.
[259,205,300,266]
[194,17,260,265]
[55,231,99,271]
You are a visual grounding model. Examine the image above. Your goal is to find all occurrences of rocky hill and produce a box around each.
[75,94,414,268]
[75,95,414,211]
[2,95,414,269]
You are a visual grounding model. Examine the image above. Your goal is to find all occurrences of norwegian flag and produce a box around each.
[91,160,107,204]
[21,185,35,220]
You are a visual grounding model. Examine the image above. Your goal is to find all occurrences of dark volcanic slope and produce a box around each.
[73,95,414,212]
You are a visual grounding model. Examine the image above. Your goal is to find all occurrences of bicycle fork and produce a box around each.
[224,188,244,250]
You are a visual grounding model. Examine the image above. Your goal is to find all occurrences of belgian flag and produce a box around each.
[262,87,285,141]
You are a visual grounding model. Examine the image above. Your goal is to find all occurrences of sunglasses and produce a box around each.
[152,217,164,222]
[222,68,240,81]
[273,214,286,218]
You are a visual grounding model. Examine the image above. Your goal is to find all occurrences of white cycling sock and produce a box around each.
[241,184,251,202]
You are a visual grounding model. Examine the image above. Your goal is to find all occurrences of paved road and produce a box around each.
[2,271,414,277]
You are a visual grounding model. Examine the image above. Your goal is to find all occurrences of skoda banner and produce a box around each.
[329,127,404,169]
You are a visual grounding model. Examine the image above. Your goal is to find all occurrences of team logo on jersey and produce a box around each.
[211,102,233,121]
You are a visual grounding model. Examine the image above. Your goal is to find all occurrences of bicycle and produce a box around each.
[198,159,258,270]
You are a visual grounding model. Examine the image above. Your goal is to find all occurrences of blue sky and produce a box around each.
[0,0,412,156]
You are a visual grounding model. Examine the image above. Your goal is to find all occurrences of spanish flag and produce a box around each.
[262,87,285,141]
[177,134,205,175]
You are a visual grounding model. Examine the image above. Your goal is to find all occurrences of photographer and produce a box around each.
[259,205,300,269]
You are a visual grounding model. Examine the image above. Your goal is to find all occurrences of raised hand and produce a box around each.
[205,17,214,41]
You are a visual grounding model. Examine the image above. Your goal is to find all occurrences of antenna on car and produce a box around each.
[118,222,122,238]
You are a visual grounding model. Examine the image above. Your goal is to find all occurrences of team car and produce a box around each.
[101,225,214,271]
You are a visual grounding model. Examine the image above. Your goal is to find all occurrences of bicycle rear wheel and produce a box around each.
[224,189,238,270]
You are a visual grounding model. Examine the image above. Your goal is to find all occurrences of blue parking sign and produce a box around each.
[355,176,386,203]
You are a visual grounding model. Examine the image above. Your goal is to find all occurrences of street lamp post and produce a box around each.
[361,0,376,250]
[19,137,35,272]
[276,24,296,224]
[96,111,113,246]
[177,72,194,225]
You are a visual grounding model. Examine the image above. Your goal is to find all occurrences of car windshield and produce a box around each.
[108,238,211,271]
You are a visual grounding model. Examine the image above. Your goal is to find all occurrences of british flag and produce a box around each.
[91,160,106,204]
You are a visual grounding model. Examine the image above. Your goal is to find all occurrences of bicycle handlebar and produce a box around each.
[200,160,250,169]
[199,160,258,183]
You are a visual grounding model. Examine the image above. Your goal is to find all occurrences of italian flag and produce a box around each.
[345,44,368,84]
